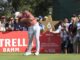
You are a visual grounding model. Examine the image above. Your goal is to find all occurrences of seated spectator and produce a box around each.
[5,19,14,31]
[14,17,23,31]
[23,27,28,31]
[1,16,7,27]
[0,20,6,32]
[10,17,15,27]
[22,24,28,31]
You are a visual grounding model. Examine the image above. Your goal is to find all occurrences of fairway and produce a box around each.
[0,53,80,60]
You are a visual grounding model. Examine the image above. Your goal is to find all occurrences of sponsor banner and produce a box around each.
[40,31,62,53]
[0,31,62,53]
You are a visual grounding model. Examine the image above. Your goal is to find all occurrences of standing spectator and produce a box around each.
[56,20,63,32]
[70,14,76,24]
[74,14,80,53]
[68,17,77,53]
[37,17,45,31]
[64,18,70,28]
[64,18,70,53]
[52,21,69,53]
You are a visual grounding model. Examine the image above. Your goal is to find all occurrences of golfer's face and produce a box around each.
[18,13,22,18]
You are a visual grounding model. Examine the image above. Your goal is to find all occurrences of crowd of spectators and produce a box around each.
[0,16,23,32]
[0,15,47,32]
[53,14,80,53]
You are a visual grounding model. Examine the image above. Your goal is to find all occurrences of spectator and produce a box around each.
[43,16,48,21]
[74,14,80,53]
[52,21,69,53]
[10,17,15,27]
[0,20,6,32]
[1,16,7,27]
[56,20,63,32]
[68,17,77,53]
[23,27,28,31]
[70,14,77,24]
[22,24,28,31]
[38,16,43,21]
[5,19,14,31]
[37,17,45,31]
[14,17,23,31]
[63,18,70,53]
[64,18,70,28]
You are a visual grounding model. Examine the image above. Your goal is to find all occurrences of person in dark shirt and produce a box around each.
[14,17,23,31]
[5,19,14,31]
[10,17,15,27]
[68,17,77,53]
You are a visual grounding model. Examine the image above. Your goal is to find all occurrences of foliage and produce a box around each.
[0,0,53,18]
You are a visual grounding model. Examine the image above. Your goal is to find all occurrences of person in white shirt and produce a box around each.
[0,20,6,32]
[52,21,68,53]
[76,15,80,38]
[74,14,80,53]
[64,18,70,28]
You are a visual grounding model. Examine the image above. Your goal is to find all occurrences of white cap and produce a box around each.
[14,12,20,18]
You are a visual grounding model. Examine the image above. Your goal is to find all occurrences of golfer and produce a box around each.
[15,10,40,55]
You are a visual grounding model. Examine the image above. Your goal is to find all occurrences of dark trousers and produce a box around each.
[61,37,73,53]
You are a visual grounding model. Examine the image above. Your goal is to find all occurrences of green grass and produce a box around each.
[0,53,80,60]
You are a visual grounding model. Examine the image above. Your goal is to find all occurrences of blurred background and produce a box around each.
[0,0,80,20]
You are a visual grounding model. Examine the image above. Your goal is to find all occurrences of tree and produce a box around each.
[35,0,53,16]
[1,0,53,17]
